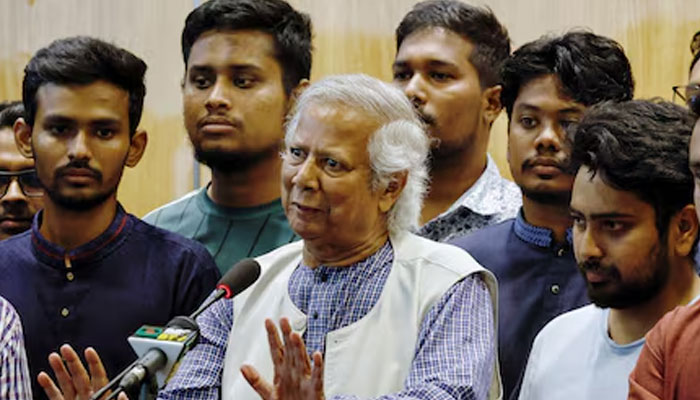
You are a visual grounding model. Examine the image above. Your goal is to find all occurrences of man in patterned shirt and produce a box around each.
[40,75,501,400]
[0,295,32,399]
[392,0,521,242]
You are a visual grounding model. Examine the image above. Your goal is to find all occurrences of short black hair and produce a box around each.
[22,36,147,134]
[501,31,634,118]
[395,0,510,88]
[570,100,695,240]
[181,0,312,95]
[0,101,24,129]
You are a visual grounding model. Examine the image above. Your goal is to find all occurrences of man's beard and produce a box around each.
[46,186,116,211]
[194,147,279,173]
[521,187,571,206]
[578,244,669,309]
[41,159,120,212]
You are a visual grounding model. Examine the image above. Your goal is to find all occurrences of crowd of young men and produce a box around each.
[0,1,698,400]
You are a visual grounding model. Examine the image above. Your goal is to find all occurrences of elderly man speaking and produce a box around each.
[41,75,499,400]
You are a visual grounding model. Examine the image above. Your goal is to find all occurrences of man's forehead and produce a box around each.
[0,128,18,149]
[395,27,474,66]
[571,167,650,216]
[35,81,129,121]
[514,74,585,112]
[293,103,377,146]
[188,29,278,66]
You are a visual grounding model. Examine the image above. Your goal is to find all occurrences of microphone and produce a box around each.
[91,258,261,400]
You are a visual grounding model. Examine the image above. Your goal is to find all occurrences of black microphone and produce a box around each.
[190,258,262,320]
[91,258,262,400]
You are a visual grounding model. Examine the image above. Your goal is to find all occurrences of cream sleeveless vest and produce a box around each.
[221,232,501,399]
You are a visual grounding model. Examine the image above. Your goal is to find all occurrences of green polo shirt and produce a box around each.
[144,187,298,275]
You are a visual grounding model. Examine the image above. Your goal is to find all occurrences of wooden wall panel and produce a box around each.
[1,0,698,216]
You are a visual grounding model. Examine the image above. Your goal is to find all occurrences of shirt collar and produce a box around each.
[198,184,285,219]
[31,204,132,269]
[445,155,509,216]
[298,240,394,272]
[513,208,573,248]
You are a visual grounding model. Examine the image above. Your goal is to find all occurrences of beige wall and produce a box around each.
[1,0,698,216]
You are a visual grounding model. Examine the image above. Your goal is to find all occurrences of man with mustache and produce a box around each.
[0,36,219,399]
[143,0,309,275]
[392,0,521,242]
[0,101,44,240]
[518,100,700,400]
[450,32,635,399]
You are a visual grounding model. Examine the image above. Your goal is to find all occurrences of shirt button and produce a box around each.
[66,272,75,281]
[551,284,560,295]
[320,273,327,283]
[292,319,306,331]
[60,307,70,317]
[312,311,319,319]
[557,248,565,257]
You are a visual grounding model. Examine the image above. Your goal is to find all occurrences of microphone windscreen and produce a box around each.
[218,258,261,298]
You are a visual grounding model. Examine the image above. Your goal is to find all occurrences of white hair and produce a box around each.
[285,74,430,235]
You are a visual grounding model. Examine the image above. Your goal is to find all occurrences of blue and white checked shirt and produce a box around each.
[158,241,495,400]
[0,296,32,399]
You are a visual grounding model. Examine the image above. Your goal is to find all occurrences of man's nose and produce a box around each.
[67,131,92,161]
[0,179,29,205]
[403,74,427,108]
[205,79,233,112]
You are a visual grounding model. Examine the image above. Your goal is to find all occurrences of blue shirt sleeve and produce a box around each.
[174,246,222,317]
[157,295,234,400]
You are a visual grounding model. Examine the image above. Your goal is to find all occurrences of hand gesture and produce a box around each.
[37,344,127,400]
[241,318,325,400]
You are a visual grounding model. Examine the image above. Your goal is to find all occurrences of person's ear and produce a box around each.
[482,85,503,126]
[378,171,408,213]
[671,204,699,257]
[125,129,148,168]
[286,79,310,114]
[13,117,34,159]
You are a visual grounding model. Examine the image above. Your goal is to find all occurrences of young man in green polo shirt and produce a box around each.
[144,0,310,274]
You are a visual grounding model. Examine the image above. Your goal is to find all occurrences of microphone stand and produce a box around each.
[89,359,138,400]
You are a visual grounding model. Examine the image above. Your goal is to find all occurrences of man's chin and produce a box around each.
[0,221,32,238]
[587,284,660,309]
[520,187,571,206]
[46,188,115,212]
[194,147,278,173]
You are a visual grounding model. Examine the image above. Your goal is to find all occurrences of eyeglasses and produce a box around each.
[672,84,700,115]
[0,169,43,198]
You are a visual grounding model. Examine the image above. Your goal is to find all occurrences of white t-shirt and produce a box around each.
[518,304,644,400]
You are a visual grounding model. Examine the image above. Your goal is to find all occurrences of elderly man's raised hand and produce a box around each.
[37,344,128,400]
[241,318,325,400]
